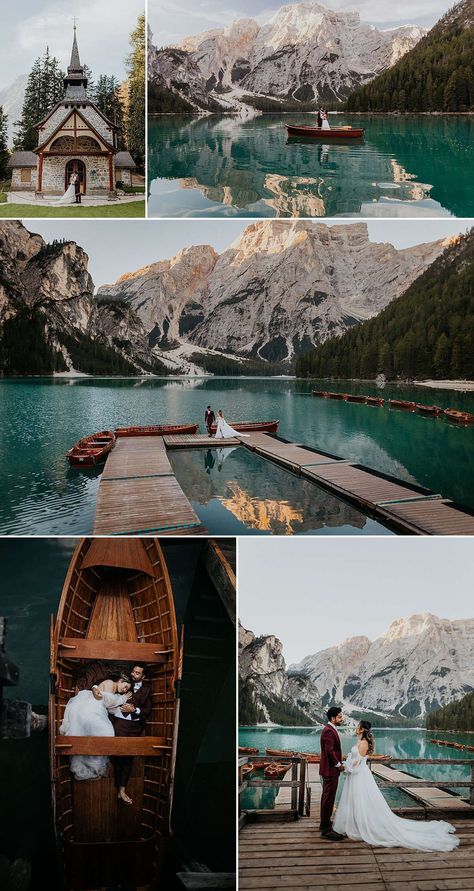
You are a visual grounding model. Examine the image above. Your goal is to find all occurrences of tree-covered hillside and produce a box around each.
[295,230,474,382]
[426,691,474,730]
[346,0,473,112]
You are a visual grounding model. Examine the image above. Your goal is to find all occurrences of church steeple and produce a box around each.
[64,22,88,99]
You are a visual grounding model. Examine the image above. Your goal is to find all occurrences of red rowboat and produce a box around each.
[300,753,321,763]
[239,746,259,755]
[312,391,330,398]
[265,748,296,757]
[415,404,443,416]
[444,410,474,424]
[251,759,271,769]
[242,764,254,778]
[264,763,291,779]
[66,431,116,467]
[389,400,416,411]
[365,396,385,406]
[210,420,279,434]
[115,423,198,437]
[286,125,364,139]
[346,394,366,403]
[327,392,345,400]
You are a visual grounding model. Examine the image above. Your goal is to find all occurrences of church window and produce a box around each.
[20,168,32,183]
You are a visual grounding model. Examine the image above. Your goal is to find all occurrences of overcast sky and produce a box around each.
[150,0,450,47]
[0,0,143,91]
[238,538,474,665]
[22,219,469,289]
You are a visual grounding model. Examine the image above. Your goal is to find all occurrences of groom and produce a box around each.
[108,663,152,804]
[319,706,345,841]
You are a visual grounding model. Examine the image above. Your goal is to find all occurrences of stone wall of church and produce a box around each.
[42,155,112,193]
[80,106,114,144]
[11,167,38,190]
[115,168,132,186]
[39,107,69,143]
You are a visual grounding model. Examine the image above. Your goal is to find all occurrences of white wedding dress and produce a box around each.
[56,182,76,205]
[215,417,250,439]
[333,745,459,852]
[60,689,128,780]
[321,117,330,130]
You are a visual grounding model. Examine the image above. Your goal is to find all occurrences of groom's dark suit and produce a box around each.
[319,722,343,833]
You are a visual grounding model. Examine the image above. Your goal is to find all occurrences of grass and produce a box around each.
[0,200,146,218]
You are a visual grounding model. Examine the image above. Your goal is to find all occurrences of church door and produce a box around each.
[65,159,86,194]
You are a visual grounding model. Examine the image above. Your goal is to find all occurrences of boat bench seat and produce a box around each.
[56,735,171,756]
[58,637,172,662]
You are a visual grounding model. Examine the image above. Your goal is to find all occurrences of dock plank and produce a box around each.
[378,501,474,536]
[164,434,240,448]
[102,438,172,480]
[93,475,203,535]
[302,463,424,505]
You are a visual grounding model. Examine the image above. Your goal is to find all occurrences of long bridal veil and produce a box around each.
[333,745,459,852]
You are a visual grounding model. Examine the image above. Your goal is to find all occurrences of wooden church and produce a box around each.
[8,27,135,197]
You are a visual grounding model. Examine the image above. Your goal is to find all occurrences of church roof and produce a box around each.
[115,151,136,169]
[70,27,81,70]
[64,25,88,100]
[35,106,116,154]
[7,151,37,168]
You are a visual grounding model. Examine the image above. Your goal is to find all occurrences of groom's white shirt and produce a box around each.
[327,721,342,768]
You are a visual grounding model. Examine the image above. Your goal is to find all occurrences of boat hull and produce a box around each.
[50,538,179,890]
[286,125,364,139]
[67,431,116,467]
[115,423,198,437]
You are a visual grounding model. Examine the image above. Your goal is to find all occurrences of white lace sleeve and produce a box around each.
[102,692,128,711]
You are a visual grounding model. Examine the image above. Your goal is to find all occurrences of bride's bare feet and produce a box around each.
[118,787,133,805]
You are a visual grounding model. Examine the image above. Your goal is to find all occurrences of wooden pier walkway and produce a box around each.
[92,430,474,536]
[243,433,474,536]
[93,436,205,535]
[239,816,474,890]
[372,764,472,811]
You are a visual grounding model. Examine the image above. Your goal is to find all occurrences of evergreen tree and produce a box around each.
[0,106,8,180]
[426,691,474,731]
[125,14,145,170]
[92,75,125,139]
[14,48,64,150]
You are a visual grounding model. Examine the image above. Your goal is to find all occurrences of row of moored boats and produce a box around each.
[239,745,390,779]
[312,391,473,424]
[430,738,474,751]
[66,419,279,467]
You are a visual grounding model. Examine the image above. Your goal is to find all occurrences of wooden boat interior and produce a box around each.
[50,537,179,889]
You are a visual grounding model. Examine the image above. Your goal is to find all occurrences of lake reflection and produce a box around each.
[148,114,474,218]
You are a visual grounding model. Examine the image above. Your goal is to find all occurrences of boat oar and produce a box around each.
[168,625,184,834]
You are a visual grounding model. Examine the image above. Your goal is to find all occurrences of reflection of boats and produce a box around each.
[444,410,474,425]
[66,431,116,467]
[415,404,443,416]
[115,423,198,437]
[239,746,259,755]
[389,400,416,411]
[286,125,364,139]
[365,396,385,407]
[264,763,291,779]
[50,538,179,890]
[266,748,296,757]
[210,420,279,434]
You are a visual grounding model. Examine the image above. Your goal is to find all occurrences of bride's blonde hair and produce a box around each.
[359,720,374,755]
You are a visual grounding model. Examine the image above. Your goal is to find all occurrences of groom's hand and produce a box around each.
[121,703,136,714]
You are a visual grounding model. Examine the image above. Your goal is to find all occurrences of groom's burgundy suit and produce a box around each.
[319,722,343,833]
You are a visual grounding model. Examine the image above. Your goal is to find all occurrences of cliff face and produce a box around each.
[0,221,162,375]
[149,1,425,110]
[98,221,446,364]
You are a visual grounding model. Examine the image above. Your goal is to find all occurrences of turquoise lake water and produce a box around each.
[239,725,474,810]
[148,114,474,218]
[0,377,473,535]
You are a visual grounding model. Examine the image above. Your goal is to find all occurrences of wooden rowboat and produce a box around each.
[251,759,271,769]
[416,404,443,416]
[365,396,385,406]
[49,538,180,890]
[312,391,330,398]
[346,394,366,403]
[242,764,254,778]
[286,125,364,139]
[444,409,474,424]
[210,420,279,434]
[239,746,259,755]
[327,392,345,400]
[66,431,116,467]
[389,400,416,411]
[115,423,198,437]
[300,752,321,763]
[265,748,296,757]
[264,763,291,779]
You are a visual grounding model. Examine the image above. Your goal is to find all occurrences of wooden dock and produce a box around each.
[239,817,474,890]
[372,764,472,811]
[92,430,474,536]
[93,436,205,535]
[243,433,474,536]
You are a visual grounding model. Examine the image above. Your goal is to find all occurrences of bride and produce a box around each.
[333,721,459,851]
[215,410,250,440]
[56,174,77,205]
[60,676,132,780]
[321,110,330,131]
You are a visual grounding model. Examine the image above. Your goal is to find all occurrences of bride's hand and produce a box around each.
[124,692,132,701]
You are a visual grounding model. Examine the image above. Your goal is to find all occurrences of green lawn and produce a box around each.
[0,200,146,218]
